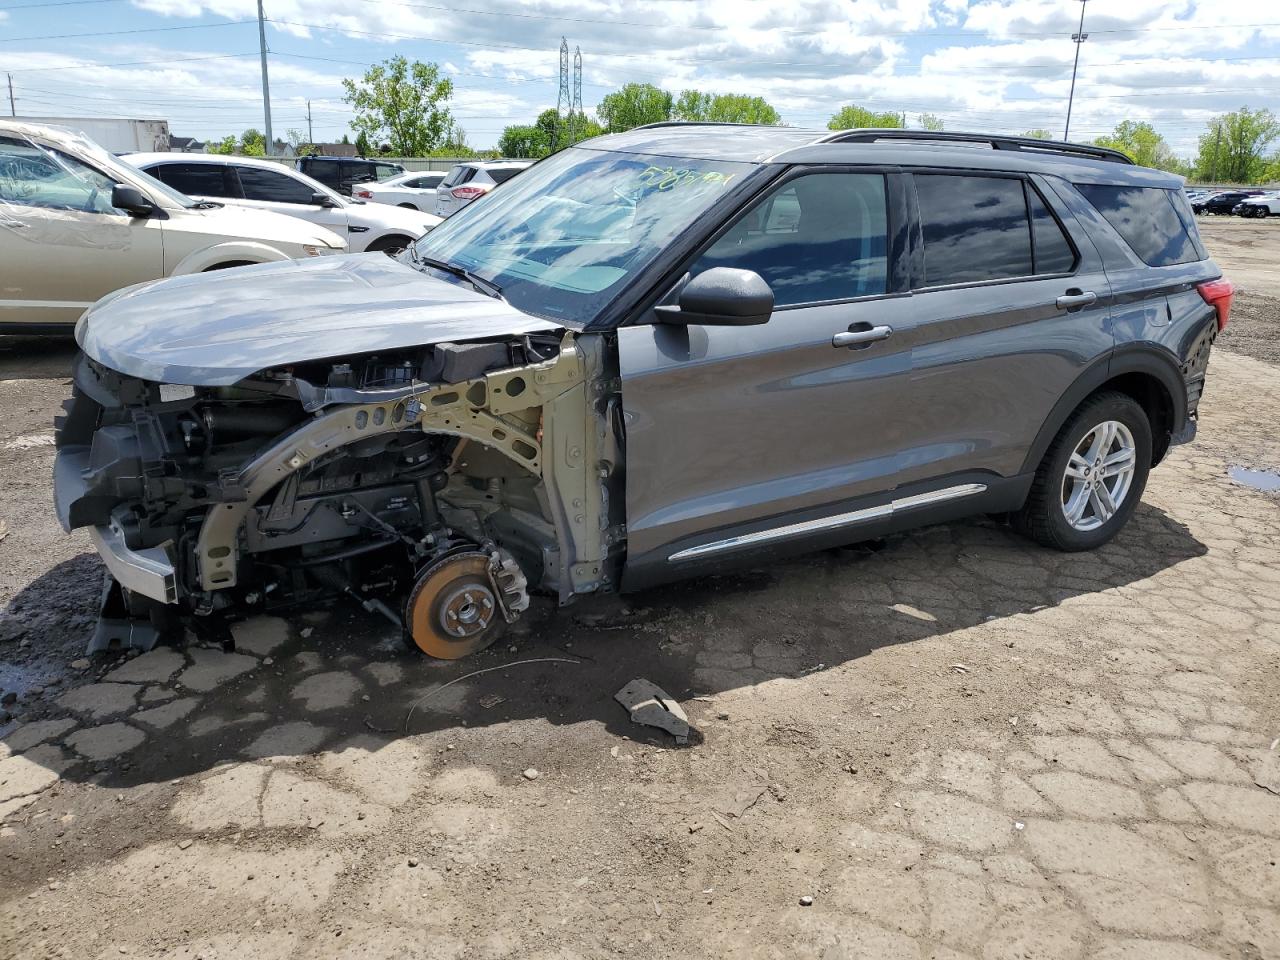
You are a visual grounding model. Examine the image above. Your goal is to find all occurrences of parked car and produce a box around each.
[1193,191,1257,214]
[295,156,404,196]
[55,125,1229,660]
[434,160,533,217]
[127,153,440,255]
[1232,192,1280,217]
[0,120,346,334]
[353,170,446,211]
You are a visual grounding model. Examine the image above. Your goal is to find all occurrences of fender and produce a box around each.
[169,241,296,275]
[1018,343,1188,476]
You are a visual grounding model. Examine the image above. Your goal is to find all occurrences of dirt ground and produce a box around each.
[1,218,1278,960]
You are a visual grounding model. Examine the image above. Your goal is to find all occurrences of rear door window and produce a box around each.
[151,163,235,198]
[234,165,316,204]
[1075,184,1203,266]
[1027,185,1078,275]
[915,174,1033,285]
[692,171,889,306]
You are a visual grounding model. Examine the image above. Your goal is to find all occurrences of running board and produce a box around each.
[667,483,988,562]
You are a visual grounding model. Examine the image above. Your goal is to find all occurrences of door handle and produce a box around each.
[1056,290,1098,310]
[832,324,893,348]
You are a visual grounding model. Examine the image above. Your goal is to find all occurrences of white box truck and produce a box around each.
[15,116,170,154]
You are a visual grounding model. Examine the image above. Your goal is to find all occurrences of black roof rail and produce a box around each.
[819,129,1134,165]
[628,120,781,131]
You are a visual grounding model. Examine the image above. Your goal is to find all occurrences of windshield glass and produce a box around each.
[412,147,756,325]
[64,135,201,209]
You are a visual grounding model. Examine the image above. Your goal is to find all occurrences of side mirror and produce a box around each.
[310,192,338,208]
[654,267,774,326]
[111,184,154,217]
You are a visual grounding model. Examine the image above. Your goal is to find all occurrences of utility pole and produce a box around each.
[571,45,582,145]
[306,100,313,146]
[553,37,569,153]
[256,0,274,155]
[7,74,15,117]
[1063,0,1089,141]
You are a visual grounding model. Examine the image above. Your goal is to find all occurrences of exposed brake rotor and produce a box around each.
[404,550,528,659]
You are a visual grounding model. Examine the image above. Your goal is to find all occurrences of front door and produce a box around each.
[618,169,922,573]
[0,134,163,329]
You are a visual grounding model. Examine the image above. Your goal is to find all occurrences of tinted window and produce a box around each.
[408,175,442,189]
[916,175,1032,285]
[235,166,317,204]
[1075,184,1202,266]
[152,163,232,198]
[693,172,888,306]
[488,166,526,184]
[440,165,469,188]
[374,163,402,181]
[301,158,338,187]
[1027,185,1077,274]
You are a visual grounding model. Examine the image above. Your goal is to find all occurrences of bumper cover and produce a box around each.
[55,446,178,604]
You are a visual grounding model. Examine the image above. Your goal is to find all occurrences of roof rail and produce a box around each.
[819,129,1134,165]
[628,120,777,131]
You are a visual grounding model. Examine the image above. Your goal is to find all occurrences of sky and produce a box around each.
[2,0,1279,156]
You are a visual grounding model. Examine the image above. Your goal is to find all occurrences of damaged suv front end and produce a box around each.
[55,255,623,658]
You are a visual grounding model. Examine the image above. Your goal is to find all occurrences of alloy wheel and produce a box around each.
[1060,420,1137,532]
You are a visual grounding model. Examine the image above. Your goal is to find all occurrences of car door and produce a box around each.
[0,134,163,329]
[896,170,1113,487]
[231,164,349,236]
[435,165,475,217]
[617,168,926,573]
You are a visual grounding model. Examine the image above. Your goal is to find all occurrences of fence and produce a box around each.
[258,156,497,172]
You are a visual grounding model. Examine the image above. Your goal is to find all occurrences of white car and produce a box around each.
[434,160,533,218]
[0,120,346,333]
[354,170,446,211]
[126,153,441,255]
[1233,192,1280,218]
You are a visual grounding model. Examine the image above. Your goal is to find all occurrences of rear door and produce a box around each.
[897,170,1113,485]
[618,168,920,571]
[0,134,163,329]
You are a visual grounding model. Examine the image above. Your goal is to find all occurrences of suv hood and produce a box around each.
[78,254,564,386]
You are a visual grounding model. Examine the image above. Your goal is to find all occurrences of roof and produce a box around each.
[579,122,1179,186]
[169,136,205,149]
[125,152,285,170]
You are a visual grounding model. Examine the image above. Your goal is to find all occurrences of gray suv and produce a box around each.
[54,125,1232,659]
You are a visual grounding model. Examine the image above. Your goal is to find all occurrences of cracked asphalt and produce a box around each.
[1,218,1278,960]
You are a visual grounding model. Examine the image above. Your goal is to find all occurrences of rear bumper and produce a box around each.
[55,446,178,604]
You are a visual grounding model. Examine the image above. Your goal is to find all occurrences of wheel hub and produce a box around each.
[405,552,506,659]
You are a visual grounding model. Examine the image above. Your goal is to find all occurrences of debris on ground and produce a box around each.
[522,768,540,781]
[614,678,691,744]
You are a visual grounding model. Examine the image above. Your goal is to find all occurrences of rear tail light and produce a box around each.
[1197,277,1235,331]
[354,188,373,199]
[451,184,491,200]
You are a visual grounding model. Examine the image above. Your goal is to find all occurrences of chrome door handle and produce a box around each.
[1056,290,1097,310]
[832,324,893,348]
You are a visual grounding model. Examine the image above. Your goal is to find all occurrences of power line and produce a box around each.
[0,19,257,43]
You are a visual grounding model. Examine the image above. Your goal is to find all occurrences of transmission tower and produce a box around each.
[571,46,583,144]
[554,37,570,152]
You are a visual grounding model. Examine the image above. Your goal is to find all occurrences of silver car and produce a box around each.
[55,126,1229,660]
[433,160,533,217]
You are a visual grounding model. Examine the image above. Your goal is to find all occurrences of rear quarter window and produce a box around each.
[487,166,526,184]
[1075,184,1205,266]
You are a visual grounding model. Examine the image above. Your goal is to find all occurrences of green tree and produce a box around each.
[342,55,454,156]
[1193,108,1280,183]
[673,91,781,124]
[1023,129,1056,140]
[1092,120,1183,172]
[238,128,267,156]
[827,104,904,130]
[497,124,546,158]
[207,135,238,155]
[597,83,673,133]
[918,113,944,132]
[355,131,372,157]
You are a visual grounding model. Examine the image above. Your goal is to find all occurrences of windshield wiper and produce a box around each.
[417,255,503,300]
[191,200,223,210]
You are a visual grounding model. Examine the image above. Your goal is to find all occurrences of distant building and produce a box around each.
[169,136,206,153]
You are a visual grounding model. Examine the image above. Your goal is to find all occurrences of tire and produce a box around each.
[366,234,412,257]
[397,202,419,210]
[203,260,255,271]
[1013,391,1152,551]
[1259,207,1270,219]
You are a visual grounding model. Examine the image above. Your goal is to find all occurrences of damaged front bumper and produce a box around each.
[55,446,178,604]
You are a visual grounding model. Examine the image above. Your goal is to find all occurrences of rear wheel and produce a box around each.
[397,202,419,210]
[1014,391,1152,551]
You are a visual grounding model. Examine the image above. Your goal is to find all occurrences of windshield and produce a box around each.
[412,147,756,325]
[64,134,201,209]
